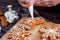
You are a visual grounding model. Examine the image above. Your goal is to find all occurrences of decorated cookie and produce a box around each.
[40,26,60,40]
[0,10,8,27]
[6,24,31,40]
[24,17,45,27]
[0,16,8,27]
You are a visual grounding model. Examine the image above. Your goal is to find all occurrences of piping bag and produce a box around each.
[28,4,33,18]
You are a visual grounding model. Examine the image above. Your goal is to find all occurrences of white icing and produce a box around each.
[13,26,17,29]
[45,29,58,36]
[0,26,1,32]
[28,4,34,18]
[4,5,19,23]
[42,38,46,40]
[16,38,21,40]
[26,18,34,24]
[27,19,33,23]
[16,32,20,35]
[19,24,31,30]
[40,28,58,37]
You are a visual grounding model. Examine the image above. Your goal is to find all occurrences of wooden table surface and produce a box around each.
[0,17,28,40]
[1,17,60,40]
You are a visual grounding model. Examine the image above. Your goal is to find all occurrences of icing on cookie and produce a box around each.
[6,24,32,40]
[40,27,60,40]
[42,38,46,40]
[24,18,45,27]
[0,26,1,32]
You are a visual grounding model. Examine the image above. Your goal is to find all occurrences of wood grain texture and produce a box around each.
[0,17,60,40]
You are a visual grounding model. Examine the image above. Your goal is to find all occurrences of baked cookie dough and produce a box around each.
[0,10,8,27]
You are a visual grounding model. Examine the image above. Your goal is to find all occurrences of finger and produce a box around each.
[42,0,53,3]
[18,0,31,8]
[42,0,55,7]
[34,0,46,7]
[46,3,57,7]
[39,0,47,7]
[18,0,29,4]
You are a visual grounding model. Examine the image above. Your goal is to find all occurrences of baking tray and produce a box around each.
[0,0,43,38]
[0,12,22,38]
[1,17,60,40]
[0,0,23,38]
[0,17,28,40]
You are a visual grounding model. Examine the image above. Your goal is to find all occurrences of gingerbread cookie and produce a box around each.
[6,24,31,40]
[24,17,45,27]
[0,11,8,27]
[0,16,8,27]
[40,26,60,40]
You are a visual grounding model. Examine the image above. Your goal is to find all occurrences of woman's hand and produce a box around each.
[18,0,36,8]
[34,0,60,7]
[18,0,60,7]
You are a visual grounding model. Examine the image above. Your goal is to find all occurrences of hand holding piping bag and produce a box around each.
[18,0,36,8]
